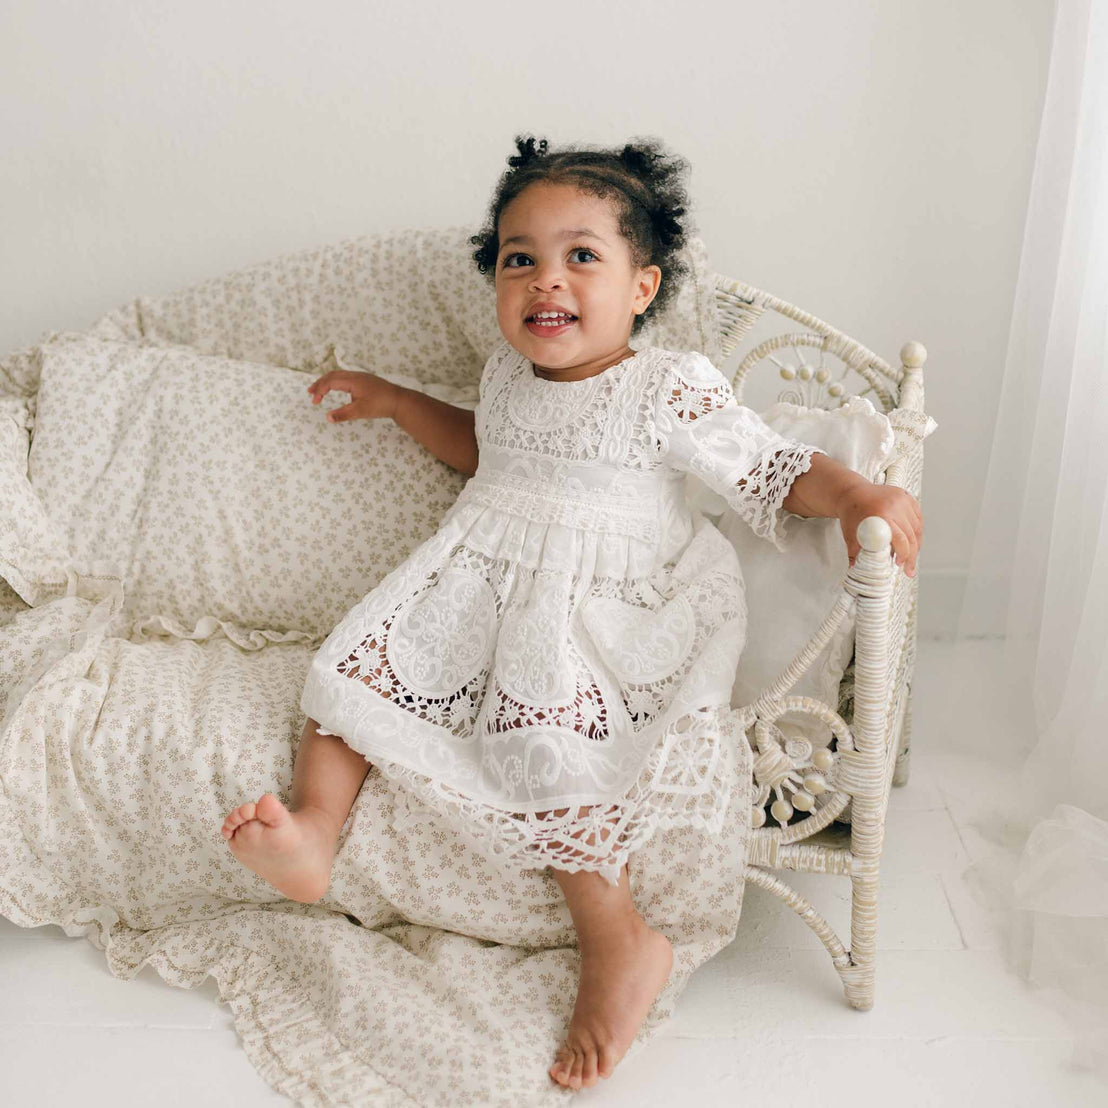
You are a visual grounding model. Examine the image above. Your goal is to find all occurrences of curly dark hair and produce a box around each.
[470,135,694,340]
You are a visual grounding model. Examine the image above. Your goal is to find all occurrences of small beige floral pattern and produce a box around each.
[0,578,751,1107]
[26,332,473,644]
[0,393,72,605]
[0,225,754,1106]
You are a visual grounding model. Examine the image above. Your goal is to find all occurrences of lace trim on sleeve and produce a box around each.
[656,356,828,552]
[726,440,824,552]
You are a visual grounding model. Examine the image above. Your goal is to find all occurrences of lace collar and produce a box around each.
[516,345,652,384]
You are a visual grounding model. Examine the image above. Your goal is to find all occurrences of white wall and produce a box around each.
[0,0,1056,637]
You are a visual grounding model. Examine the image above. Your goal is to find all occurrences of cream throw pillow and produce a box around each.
[706,398,901,749]
[25,334,472,641]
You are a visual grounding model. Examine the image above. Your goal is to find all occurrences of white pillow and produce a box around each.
[705,397,900,750]
[25,334,472,640]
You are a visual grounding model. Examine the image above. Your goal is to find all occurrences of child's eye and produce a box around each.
[501,248,598,269]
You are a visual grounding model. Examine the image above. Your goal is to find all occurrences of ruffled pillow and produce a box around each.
[702,398,901,749]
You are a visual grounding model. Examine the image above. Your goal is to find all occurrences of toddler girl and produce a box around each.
[220,134,923,1091]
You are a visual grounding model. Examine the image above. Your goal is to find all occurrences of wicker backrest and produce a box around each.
[711,273,931,833]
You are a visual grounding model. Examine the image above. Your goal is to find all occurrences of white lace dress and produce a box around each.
[299,337,826,886]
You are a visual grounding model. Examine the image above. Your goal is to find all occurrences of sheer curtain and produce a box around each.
[951,0,1108,1079]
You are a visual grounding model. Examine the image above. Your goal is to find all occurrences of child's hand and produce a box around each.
[836,479,923,578]
[307,368,402,424]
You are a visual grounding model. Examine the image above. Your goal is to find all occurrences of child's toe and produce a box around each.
[229,817,266,851]
[569,1050,584,1089]
[581,1049,599,1087]
[255,792,287,825]
[597,1044,618,1079]
[224,802,259,835]
[549,1044,572,1084]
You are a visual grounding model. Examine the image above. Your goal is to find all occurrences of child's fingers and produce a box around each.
[308,373,339,395]
[848,519,916,576]
[891,519,918,577]
[902,512,921,573]
[909,505,923,552]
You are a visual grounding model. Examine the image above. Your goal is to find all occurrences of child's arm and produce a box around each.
[653,352,923,575]
[782,452,922,577]
[389,385,480,477]
[308,365,479,477]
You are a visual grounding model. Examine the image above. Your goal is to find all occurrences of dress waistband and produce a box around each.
[459,468,660,541]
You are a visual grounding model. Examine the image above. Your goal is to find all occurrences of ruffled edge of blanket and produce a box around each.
[129,611,327,652]
[0,886,423,1108]
[0,810,580,1108]
[0,567,327,654]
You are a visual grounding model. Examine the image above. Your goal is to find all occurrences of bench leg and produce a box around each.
[841,875,878,1010]
[842,818,881,1010]
[892,679,913,787]
[892,599,917,788]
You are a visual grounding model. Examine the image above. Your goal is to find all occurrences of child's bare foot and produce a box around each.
[549,915,674,1090]
[220,793,337,903]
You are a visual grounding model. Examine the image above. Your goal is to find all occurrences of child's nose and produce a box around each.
[530,262,566,289]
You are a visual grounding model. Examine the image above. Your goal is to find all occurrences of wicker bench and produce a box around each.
[1,228,929,1016]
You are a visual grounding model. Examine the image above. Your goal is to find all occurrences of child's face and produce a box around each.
[494,182,661,376]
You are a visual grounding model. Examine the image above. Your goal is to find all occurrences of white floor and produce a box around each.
[2,638,1106,1107]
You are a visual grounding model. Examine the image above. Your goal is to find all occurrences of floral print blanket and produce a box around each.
[0,574,752,1106]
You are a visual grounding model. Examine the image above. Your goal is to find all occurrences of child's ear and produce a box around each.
[636,265,662,311]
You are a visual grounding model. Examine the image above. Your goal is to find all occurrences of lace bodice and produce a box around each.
[464,338,825,555]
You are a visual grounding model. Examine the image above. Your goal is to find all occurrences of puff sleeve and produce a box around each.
[653,352,828,552]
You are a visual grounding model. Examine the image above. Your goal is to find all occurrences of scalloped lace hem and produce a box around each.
[359,705,749,888]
